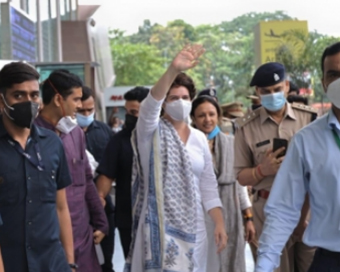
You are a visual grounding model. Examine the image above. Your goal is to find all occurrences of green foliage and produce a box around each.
[109,11,338,104]
[275,30,339,102]
[110,29,164,86]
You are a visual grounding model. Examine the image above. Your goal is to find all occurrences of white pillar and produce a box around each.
[55,0,62,62]
[36,0,43,61]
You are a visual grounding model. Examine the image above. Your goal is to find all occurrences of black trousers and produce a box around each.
[308,248,340,272]
[118,227,132,259]
[100,211,115,272]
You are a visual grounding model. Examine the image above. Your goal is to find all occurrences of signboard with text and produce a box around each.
[254,21,308,66]
[0,3,36,61]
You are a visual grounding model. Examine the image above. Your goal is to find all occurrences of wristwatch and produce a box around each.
[69,263,79,269]
[244,213,254,222]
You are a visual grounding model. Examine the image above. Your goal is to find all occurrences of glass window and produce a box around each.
[28,0,36,18]
[49,0,56,18]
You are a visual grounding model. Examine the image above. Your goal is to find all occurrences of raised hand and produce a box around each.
[171,44,205,73]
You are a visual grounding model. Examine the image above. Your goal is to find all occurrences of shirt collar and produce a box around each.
[260,103,296,124]
[0,116,47,140]
[36,114,55,131]
[328,109,340,131]
[87,120,99,131]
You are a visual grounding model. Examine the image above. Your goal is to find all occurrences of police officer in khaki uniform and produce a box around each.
[220,102,244,134]
[234,62,317,272]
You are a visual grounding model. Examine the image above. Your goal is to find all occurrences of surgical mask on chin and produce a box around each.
[56,116,78,134]
[76,112,95,128]
[1,94,39,128]
[260,91,286,112]
[327,78,340,109]
[164,99,192,121]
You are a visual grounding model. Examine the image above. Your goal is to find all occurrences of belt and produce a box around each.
[257,189,270,200]
[318,248,340,258]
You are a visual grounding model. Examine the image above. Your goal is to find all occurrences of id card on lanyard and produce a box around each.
[332,128,340,150]
[8,139,45,171]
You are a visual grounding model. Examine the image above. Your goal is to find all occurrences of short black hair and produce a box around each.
[81,86,94,101]
[124,86,149,102]
[41,69,83,105]
[287,95,308,105]
[289,81,299,94]
[190,95,222,118]
[321,42,340,74]
[0,62,39,94]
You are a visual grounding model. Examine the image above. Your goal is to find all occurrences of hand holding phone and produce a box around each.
[273,138,288,158]
[259,139,287,176]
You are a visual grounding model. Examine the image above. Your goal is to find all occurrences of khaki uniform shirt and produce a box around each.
[234,102,317,191]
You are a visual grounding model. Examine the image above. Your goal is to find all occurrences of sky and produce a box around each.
[79,0,340,37]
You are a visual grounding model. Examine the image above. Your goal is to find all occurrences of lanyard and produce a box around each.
[332,128,340,150]
[8,139,44,171]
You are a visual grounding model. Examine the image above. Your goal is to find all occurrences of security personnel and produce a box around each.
[234,62,317,272]
[255,41,340,272]
[0,63,75,271]
[220,102,244,134]
[221,102,244,119]
[197,87,218,101]
[247,94,262,111]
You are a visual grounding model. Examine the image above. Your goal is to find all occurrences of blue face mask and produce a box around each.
[260,91,286,112]
[207,126,221,140]
[76,112,95,128]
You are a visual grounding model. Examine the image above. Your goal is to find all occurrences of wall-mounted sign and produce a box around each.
[254,21,308,66]
[1,3,36,61]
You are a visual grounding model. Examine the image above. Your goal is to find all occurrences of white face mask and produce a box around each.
[56,116,78,134]
[164,99,192,121]
[327,78,340,109]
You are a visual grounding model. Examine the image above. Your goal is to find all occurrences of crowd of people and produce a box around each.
[0,41,340,272]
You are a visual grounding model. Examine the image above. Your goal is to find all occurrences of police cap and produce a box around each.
[250,62,286,87]
[198,88,217,98]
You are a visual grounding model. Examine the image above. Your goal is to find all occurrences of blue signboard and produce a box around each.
[10,6,36,61]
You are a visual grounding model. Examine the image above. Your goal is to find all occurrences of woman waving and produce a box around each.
[125,45,227,272]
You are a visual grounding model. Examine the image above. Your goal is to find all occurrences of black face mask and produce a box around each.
[2,95,40,128]
[124,114,138,131]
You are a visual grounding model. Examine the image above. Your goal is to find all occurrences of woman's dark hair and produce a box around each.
[190,95,222,118]
[168,72,196,100]
[41,69,83,105]
[321,42,340,74]
[0,62,39,94]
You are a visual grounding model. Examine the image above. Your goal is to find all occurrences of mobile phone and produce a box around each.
[273,138,288,158]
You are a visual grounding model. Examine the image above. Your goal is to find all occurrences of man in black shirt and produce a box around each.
[76,86,114,272]
[96,86,149,258]
[0,62,75,271]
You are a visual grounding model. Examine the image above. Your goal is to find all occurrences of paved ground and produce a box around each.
[112,230,255,272]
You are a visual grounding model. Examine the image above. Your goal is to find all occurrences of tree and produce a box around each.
[110,29,164,86]
[109,12,339,105]
[275,30,339,102]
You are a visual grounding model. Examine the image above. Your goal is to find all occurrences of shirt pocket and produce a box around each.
[39,168,57,203]
[69,158,86,199]
[0,172,19,206]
